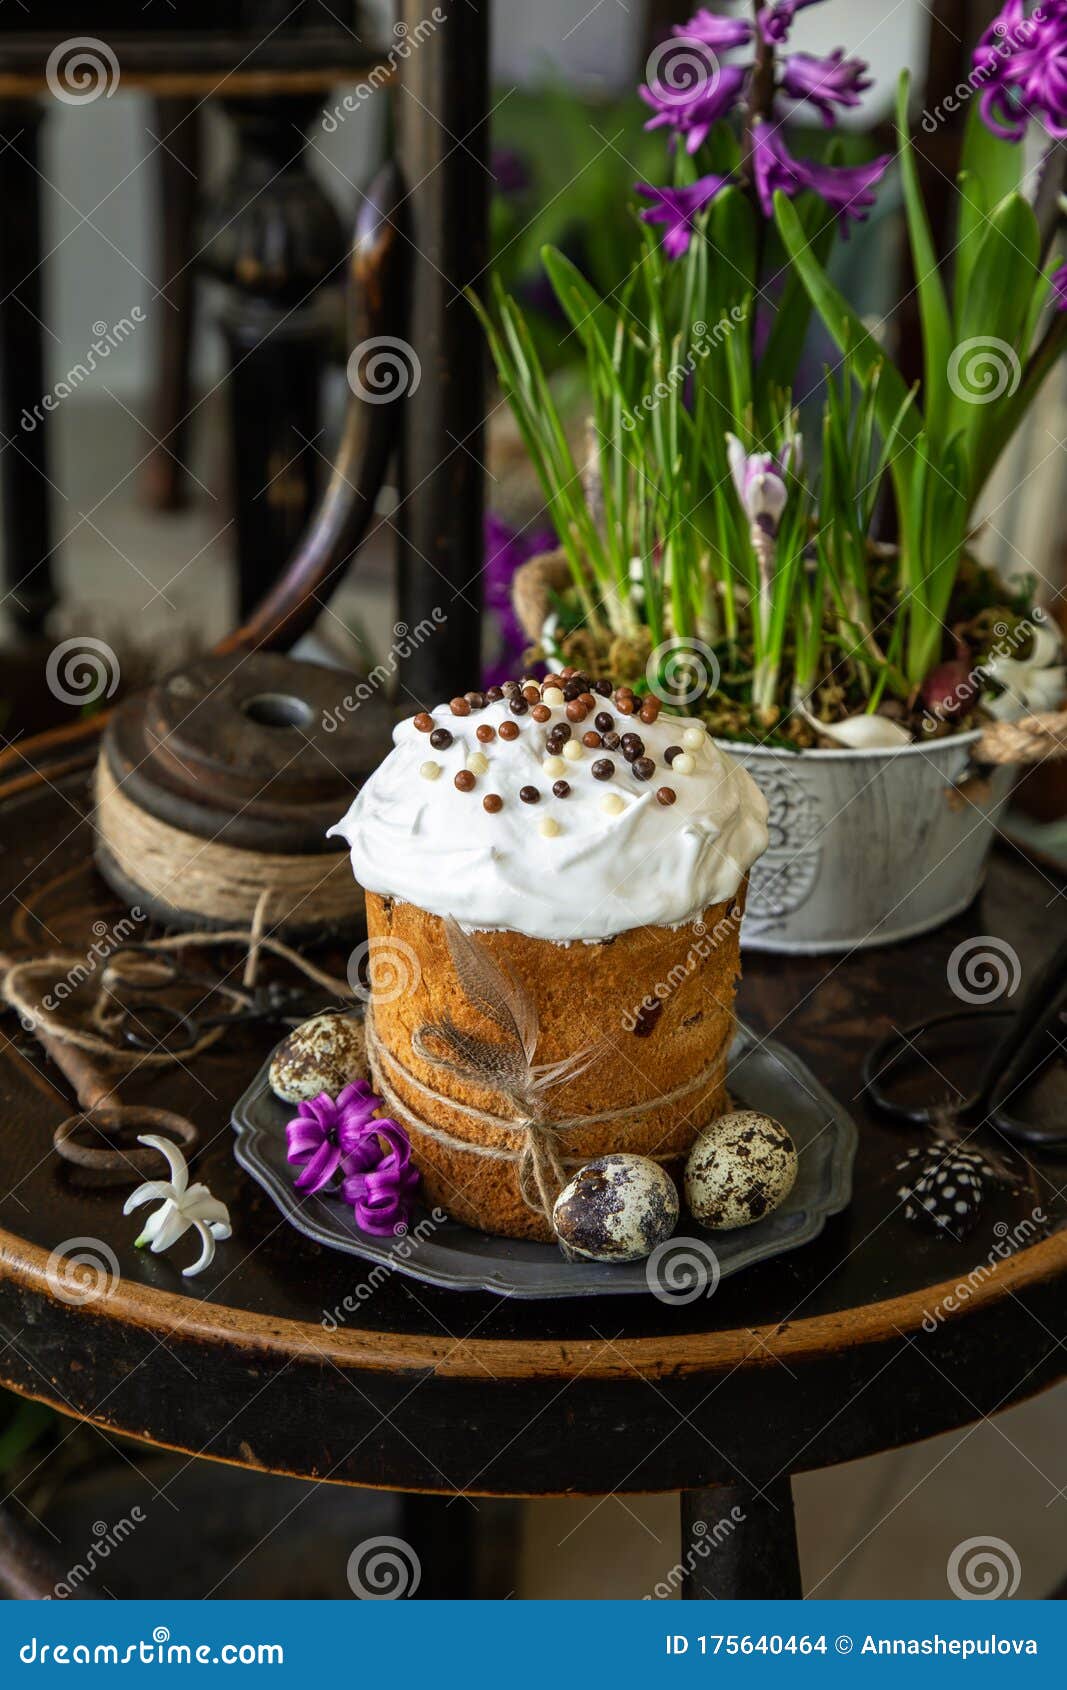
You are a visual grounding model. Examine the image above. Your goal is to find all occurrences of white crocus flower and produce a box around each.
[983,619,1066,721]
[726,434,789,532]
[124,1135,231,1278]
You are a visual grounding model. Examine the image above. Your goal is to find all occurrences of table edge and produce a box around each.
[4,1224,1065,1381]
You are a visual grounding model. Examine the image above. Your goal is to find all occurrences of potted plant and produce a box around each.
[474,0,1067,952]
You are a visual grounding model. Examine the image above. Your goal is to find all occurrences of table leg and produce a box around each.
[398,1494,478,1599]
[680,1477,802,1599]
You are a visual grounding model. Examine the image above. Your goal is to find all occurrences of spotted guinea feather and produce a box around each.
[444,917,538,1063]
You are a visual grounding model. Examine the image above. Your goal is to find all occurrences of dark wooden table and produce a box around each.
[1,738,1065,1599]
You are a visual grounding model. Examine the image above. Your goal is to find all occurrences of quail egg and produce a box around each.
[269,1013,368,1104]
[552,1153,679,1263]
[684,1110,797,1230]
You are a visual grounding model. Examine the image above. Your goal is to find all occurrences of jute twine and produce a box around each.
[94,757,355,930]
[1,890,352,1075]
[364,1003,731,1219]
[975,710,1067,766]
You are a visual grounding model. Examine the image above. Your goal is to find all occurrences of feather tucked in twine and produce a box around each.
[411,920,603,1218]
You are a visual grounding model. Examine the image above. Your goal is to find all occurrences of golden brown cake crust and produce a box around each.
[365,886,746,1241]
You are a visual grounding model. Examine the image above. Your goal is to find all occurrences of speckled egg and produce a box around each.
[684,1111,798,1230]
[269,1013,368,1104]
[552,1153,679,1263]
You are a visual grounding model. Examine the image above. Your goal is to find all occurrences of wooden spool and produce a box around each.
[94,651,394,938]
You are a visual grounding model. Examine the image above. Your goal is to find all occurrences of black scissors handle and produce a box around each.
[863,936,1067,1149]
[863,1008,1012,1129]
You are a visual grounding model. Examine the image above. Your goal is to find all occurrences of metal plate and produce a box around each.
[231,1022,857,1299]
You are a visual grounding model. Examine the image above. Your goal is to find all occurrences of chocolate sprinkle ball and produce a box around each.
[400,674,721,846]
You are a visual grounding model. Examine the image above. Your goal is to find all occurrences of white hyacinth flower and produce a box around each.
[124,1134,231,1278]
[983,619,1066,721]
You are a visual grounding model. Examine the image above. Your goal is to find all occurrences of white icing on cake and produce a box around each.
[329,693,768,943]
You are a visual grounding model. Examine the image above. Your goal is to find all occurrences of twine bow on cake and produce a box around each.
[409,921,601,1218]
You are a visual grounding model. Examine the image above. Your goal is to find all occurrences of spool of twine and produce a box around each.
[94,756,355,931]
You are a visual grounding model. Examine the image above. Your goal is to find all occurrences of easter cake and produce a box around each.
[329,671,768,1242]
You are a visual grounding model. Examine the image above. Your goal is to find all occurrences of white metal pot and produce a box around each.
[718,731,1015,955]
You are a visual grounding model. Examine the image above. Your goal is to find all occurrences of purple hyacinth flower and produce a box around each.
[780,49,872,127]
[1051,261,1067,310]
[974,0,1067,142]
[751,121,890,233]
[673,8,753,52]
[285,1081,381,1195]
[758,0,825,46]
[340,1116,420,1235]
[639,63,747,154]
[636,174,731,257]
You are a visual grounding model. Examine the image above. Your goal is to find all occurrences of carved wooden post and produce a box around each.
[394,0,489,698]
[200,95,346,618]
